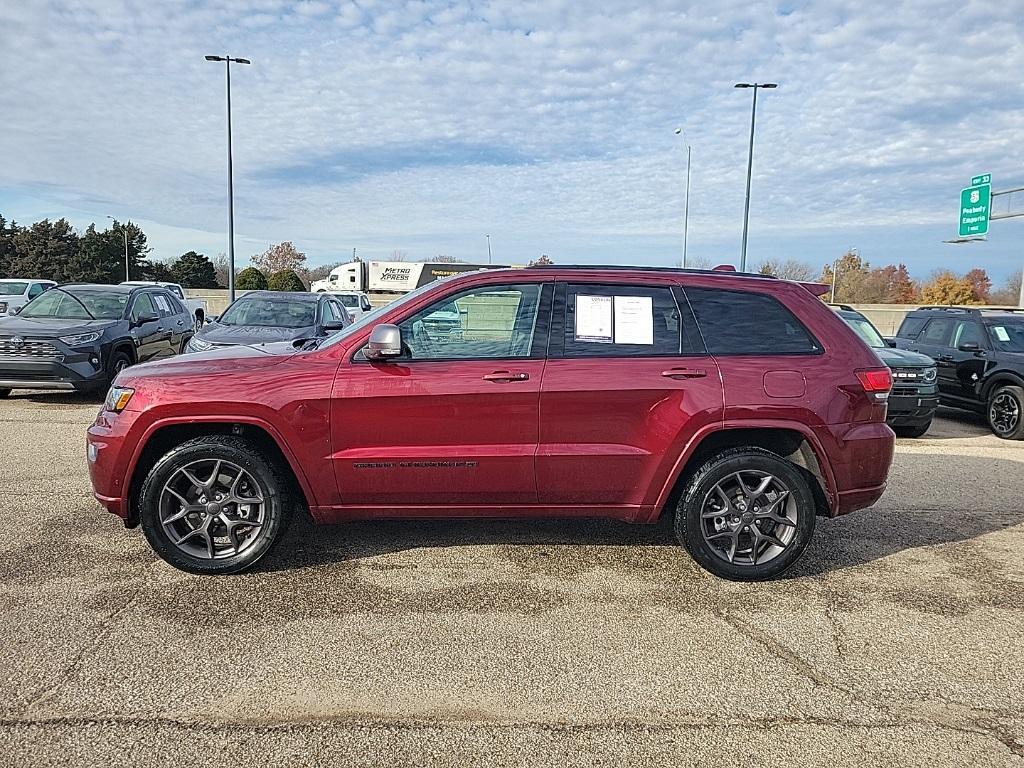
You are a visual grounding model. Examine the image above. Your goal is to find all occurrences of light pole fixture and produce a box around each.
[205,54,251,303]
[734,82,777,272]
[485,234,492,264]
[674,128,692,269]
[106,215,130,282]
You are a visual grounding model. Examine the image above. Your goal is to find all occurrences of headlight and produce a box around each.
[59,331,101,346]
[187,336,214,352]
[922,366,937,383]
[104,386,135,413]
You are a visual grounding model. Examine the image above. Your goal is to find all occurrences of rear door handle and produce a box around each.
[662,368,707,379]
[482,370,530,383]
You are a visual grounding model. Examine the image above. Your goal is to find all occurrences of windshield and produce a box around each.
[987,321,1024,353]
[20,288,127,320]
[842,314,886,348]
[218,296,316,328]
[0,282,28,296]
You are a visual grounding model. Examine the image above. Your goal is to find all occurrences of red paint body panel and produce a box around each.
[86,267,894,529]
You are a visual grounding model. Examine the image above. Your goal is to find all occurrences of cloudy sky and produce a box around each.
[1,0,1023,280]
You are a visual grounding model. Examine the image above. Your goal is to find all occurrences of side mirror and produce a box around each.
[364,323,402,360]
[958,342,981,352]
[885,338,897,348]
[322,320,346,332]
[133,311,159,327]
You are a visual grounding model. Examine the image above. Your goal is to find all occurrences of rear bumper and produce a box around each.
[823,421,895,516]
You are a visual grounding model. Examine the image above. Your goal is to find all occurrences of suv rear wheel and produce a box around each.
[675,447,816,581]
[988,385,1024,440]
[139,436,291,574]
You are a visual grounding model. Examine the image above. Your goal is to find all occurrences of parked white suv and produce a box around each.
[0,279,57,317]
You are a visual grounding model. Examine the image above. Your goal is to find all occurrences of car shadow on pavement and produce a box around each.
[259,453,1022,579]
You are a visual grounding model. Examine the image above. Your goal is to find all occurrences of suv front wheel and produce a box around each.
[139,435,291,574]
[988,385,1024,440]
[675,448,816,581]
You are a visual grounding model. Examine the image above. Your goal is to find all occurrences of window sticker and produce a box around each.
[575,295,613,342]
[613,296,654,345]
[993,326,1011,342]
[153,295,170,312]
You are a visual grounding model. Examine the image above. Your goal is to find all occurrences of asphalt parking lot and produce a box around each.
[0,395,1021,767]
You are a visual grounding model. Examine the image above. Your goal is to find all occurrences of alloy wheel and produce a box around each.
[159,459,266,560]
[699,470,798,566]
[990,393,1020,436]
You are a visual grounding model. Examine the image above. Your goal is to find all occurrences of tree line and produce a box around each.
[0,215,338,291]
[758,252,1021,305]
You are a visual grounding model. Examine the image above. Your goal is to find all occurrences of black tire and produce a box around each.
[674,447,817,581]
[139,435,291,575]
[894,419,932,438]
[987,385,1024,440]
[0,388,10,399]
[194,314,203,333]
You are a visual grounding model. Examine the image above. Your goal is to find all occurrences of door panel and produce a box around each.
[537,282,722,514]
[331,360,544,506]
[949,320,990,400]
[330,281,552,510]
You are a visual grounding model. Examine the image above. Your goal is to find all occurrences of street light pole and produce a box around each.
[735,82,777,272]
[205,54,250,303]
[486,234,492,264]
[674,129,693,269]
[106,215,130,281]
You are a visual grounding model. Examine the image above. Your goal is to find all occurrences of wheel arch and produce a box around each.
[110,339,137,365]
[651,422,836,522]
[980,370,1024,400]
[124,418,314,528]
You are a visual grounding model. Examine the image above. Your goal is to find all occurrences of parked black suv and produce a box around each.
[831,305,938,437]
[0,283,194,397]
[893,306,1024,439]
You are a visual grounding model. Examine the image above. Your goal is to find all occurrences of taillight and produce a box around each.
[856,368,892,402]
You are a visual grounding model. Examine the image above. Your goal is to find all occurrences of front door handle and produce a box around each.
[937,354,954,363]
[482,370,530,383]
[662,368,707,379]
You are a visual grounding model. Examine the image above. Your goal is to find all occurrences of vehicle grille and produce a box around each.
[0,338,63,361]
[890,367,922,381]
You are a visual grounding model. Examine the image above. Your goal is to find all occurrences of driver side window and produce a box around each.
[398,284,542,360]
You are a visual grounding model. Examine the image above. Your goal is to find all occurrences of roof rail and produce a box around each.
[914,306,980,314]
[826,303,856,311]
[528,264,778,279]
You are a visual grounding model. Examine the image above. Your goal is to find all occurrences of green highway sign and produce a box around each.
[971,173,990,186]
[959,182,991,237]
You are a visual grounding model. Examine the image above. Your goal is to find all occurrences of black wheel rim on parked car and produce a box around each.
[699,470,798,566]
[990,392,1020,436]
[159,459,266,560]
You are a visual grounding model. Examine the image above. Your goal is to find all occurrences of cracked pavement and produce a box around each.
[0,395,1021,766]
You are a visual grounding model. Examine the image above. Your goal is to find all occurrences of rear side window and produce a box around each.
[560,284,699,357]
[684,287,821,355]
[152,292,174,317]
[919,318,953,346]
[897,316,927,339]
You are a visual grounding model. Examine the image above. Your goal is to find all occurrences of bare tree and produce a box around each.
[389,250,409,262]
[429,254,464,263]
[757,258,816,281]
[253,241,307,274]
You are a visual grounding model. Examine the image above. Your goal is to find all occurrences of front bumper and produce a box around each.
[886,393,939,426]
[87,408,139,523]
[0,346,108,391]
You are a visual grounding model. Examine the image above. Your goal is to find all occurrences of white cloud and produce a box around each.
[0,0,1022,277]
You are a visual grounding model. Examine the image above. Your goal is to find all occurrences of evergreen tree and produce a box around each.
[267,269,306,292]
[236,266,268,290]
[170,251,218,288]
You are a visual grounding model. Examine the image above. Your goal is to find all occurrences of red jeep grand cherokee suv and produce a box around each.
[87,266,894,581]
